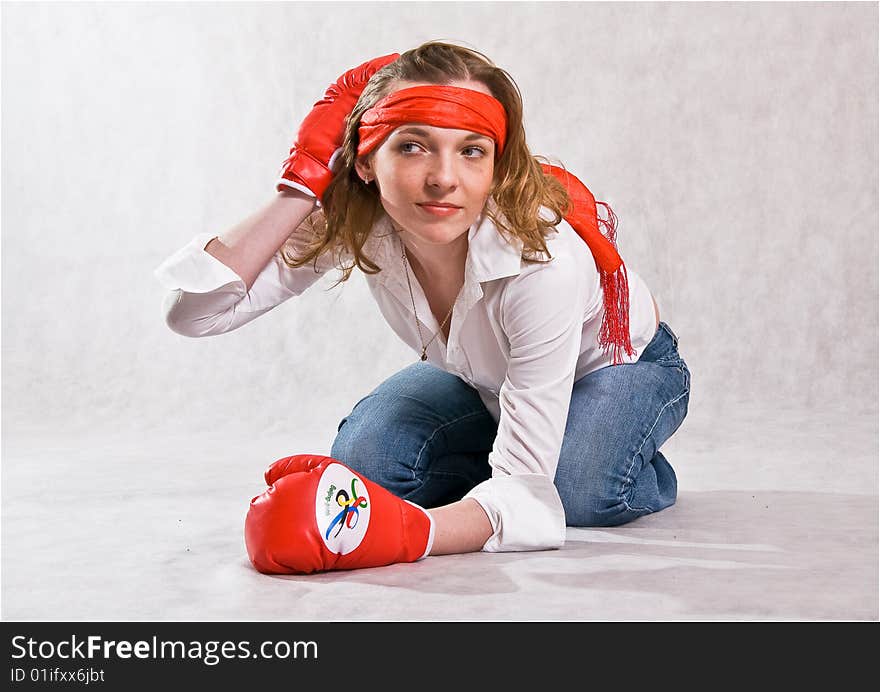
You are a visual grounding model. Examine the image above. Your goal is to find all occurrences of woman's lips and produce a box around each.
[417,203,462,217]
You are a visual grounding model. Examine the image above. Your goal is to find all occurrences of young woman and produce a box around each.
[155,41,691,574]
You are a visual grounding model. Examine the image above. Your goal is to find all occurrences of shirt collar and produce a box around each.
[465,197,525,283]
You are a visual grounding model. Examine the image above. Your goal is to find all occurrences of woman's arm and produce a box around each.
[154,192,332,338]
[427,499,494,555]
[440,248,587,555]
[204,189,317,293]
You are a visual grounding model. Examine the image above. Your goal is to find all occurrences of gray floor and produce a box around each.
[2,403,877,621]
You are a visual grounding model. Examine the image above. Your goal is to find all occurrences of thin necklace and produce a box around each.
[398,234,455,362]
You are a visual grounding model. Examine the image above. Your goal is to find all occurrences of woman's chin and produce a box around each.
[404,213,478,241]
[409,224,470,245]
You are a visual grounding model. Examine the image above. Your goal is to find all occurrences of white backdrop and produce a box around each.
[2,1,877,486]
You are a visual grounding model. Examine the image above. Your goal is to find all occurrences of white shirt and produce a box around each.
[154,199,658,552]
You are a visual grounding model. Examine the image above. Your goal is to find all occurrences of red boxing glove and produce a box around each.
[276,53,400,204]
[245,454,434,574]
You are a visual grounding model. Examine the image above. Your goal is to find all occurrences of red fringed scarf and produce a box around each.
[358,85,635,364]
[540,163,636,364]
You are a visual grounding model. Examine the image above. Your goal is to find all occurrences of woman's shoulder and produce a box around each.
[489,213,600,316]
[519,213,597,276]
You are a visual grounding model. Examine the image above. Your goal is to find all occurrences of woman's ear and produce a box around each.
[354,156,374,183]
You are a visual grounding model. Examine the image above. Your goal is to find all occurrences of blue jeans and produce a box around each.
[330,321,691,527]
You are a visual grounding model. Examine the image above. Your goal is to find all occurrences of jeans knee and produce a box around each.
[330,412,421,497]
[561,488,655,528]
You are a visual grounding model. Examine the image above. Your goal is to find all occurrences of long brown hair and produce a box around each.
[280,40,572,286]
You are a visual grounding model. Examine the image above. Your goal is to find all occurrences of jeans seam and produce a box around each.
[619,384,690,513]
[654,356,680,366]
[410,410,492,483]
[659,321,679,348]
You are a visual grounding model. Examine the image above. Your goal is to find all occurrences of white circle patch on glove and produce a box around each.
[315,463,371,555]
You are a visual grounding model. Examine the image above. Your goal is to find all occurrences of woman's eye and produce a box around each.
[399,142,487,157]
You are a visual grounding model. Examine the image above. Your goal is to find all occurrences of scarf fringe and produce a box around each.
[595,201,636,365]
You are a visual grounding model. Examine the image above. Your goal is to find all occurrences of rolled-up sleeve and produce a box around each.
[464,250,588,551]
[153,230,337,338]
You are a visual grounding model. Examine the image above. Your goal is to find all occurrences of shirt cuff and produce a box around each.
[463,473,566,552]
[275,178,320,207]
[153,232,245,293]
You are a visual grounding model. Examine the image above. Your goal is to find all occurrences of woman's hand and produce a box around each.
[276,53,399,203]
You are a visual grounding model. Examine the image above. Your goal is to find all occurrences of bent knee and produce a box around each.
[562,491,657,528]
[330,415,422,497]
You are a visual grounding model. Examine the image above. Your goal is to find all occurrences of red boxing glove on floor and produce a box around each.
[276,53,399,204]
[245,454,434,574]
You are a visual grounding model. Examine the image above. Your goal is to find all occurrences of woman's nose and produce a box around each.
[425,153,459,189]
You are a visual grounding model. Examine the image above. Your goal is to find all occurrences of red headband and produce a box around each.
[357,85,508,158]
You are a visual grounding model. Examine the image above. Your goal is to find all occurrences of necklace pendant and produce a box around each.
[420,352,427,361]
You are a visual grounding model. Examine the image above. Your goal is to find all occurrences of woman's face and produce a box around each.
[355,79,497,247]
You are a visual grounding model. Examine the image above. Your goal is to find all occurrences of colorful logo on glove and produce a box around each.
[315,463,371,555]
